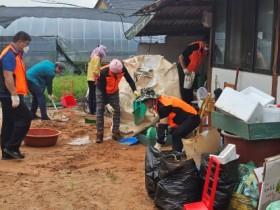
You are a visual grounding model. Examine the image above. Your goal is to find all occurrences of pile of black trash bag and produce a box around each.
[145,146,202,210]
[145,146,239,210]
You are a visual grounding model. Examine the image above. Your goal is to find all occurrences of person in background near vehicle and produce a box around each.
[137,87,200,153]
[0,31,32,160]
[95,59,140,143]
[87,45,106,115]
[177,35,209,104]
[26,60,65,120]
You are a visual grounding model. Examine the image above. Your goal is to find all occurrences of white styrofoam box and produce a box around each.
[241,86,275,106]
[215,87,263,122]
[263,104,280,122]
[210,144,238,164]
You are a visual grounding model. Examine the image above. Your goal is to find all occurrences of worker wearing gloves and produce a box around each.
[0,31,32,160]
[26,60,65,120]
[87,45,106,115]
[137,87,200,153]
[177,35,209,104]
[95,59,139,143]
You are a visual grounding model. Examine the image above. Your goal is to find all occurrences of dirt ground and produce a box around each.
[0,106,161,210]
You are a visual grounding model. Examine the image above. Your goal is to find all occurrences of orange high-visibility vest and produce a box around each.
[187,41,208,72]
[155,95,198,128]
[0,44,28,95]
[98,65,124,94]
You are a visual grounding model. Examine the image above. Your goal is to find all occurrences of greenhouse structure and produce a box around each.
[0,17,142,74]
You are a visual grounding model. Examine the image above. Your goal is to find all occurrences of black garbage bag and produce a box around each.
[154,157,202,210]
[200,153,239,210]
[145,145,183,199]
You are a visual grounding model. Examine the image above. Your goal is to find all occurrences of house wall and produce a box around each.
[137,35,207,74]
[137,36,202,62]
[211,67,280,103]
[137,36,279,103]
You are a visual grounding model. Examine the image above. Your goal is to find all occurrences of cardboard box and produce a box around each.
[182,128,221,166]
[253,166,264,195]
[258,155,280,210]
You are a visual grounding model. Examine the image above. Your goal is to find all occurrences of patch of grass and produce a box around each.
[106,170,118,182]
[69,181,76,190]
[48,74,88,102]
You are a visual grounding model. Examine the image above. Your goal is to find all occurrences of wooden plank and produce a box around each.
[271,0,280,99]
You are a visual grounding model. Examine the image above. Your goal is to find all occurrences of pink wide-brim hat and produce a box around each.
[109,59,123,73]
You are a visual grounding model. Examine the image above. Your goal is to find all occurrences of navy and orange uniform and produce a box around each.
[181,41,208,72]
[0,44,28,97]
[155,95,198,127]
[177,41,208,104]
[154,95,200,151]
[96,65,136,104]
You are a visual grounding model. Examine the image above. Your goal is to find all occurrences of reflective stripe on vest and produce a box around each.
[0,44,28,95]
[187,41,208,72]
[155,95,198,128]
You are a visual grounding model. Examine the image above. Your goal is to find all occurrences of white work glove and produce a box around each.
[134,90,141,98]
[48,94,55,100]
[11,95,20,108]
[106,104,115,115]
[154,142,162,152]
[183,68,191,75]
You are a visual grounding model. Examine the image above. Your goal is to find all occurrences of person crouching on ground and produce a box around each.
[137,87,200,153]
[95,59,140,143]
[27,60,65,120]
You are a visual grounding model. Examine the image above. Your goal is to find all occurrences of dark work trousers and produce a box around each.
[171,114,200,152]
[96,88,120,134]
[27,80,48,119]
[0,96,32,154]
[87,81,96,114]
[177,63,194,104]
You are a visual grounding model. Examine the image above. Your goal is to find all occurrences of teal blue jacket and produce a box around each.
[27,60,56,94]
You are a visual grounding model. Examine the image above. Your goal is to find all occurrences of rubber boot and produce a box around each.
[112,130,122,141]
[96,132,103,143]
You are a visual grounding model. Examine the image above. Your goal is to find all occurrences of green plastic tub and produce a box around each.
[138,127,172,147]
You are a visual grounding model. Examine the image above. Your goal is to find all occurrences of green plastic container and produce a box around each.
[84,118,96,124]
[266,200,280,210]
[196,75,207,88]
[138,127,172,146]
[137,134,172,147]
[146,127,156,138]
[133,100,147,125]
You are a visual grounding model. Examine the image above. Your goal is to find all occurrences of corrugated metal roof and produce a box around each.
[98,0,155,16]
[104,0,154,9]
[125,0,212,38]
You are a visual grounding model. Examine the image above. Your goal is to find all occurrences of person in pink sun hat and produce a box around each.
[86,45,106,115]
[95,59,140,143]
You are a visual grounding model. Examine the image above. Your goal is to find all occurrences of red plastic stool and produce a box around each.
[183,156,221,210]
